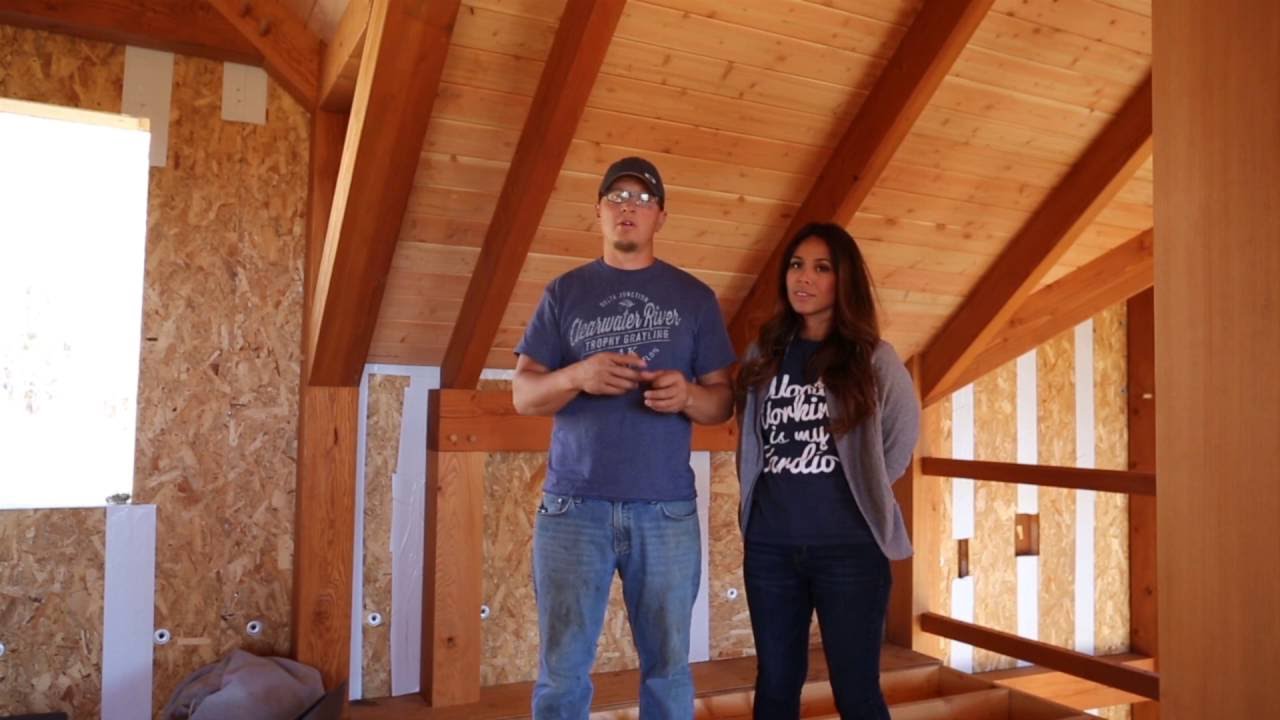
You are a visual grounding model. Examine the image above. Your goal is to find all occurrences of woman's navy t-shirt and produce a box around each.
[747,338,873,545]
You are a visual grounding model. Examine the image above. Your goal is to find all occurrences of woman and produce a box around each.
[736,222,920,719]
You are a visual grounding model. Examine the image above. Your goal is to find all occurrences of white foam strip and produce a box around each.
[1016,350,1039,514]
[349,370,371,700]
[1016,555,1039,668]
[220,62,268,125]
[1074,321,1096,655]
[391,365,438,696]
[952,384,975,540]
[121,46,173,167]
[949,576,975,673]
[689,451,711,663]
[102,505,156,720]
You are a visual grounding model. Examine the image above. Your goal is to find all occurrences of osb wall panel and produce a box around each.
[1037,330,1076,650]
[0,509,106,719]
[925,393,954,663]
[131,54,307,711]
[481,451,640,685]
[361,374,411,698]
[0,26,123,111]
[2,25,309,713]
[1093,304,1130,660]
[972,362,1018,672]
[709,451,752,659]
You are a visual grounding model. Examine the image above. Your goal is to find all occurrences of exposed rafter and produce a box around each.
[0,0,259,65]
[207,0,322,108]
[727,0,996,351]
[440,0,627,389]
[919,76,1154,405]
[926,228,1153,404]
[307,0,462,386]
[319,0,372,111]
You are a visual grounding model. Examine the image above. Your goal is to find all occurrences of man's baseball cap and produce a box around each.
[597,156,665,208]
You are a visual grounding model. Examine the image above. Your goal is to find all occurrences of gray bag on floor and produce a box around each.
[160,649,325,720]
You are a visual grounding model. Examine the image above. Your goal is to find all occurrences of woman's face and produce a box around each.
[785,236,836,321]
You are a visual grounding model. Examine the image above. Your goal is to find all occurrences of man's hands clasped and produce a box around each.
[571,352,691,414]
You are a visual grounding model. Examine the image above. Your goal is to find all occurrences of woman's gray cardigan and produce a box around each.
[736,340,922,560]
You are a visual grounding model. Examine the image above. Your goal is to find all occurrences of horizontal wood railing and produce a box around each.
[920,613,1160,701]
[920,457,1156,496]
[428,389,738,452]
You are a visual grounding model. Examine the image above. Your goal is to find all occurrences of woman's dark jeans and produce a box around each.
[744,541,892,720]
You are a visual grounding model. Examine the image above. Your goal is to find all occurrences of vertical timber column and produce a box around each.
[293,109,359,690]
[888,357,942,658]
[1127,288,1158,720]
[422,445,485,705]
[1154,2,1280,716]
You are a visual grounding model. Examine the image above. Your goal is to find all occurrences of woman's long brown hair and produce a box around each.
[737,222,881,435]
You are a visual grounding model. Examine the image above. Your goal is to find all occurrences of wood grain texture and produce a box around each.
[1153,2,1280,716]
[207,0,322,106]
[728,0,996,350]
[921,458,1154,496]
[308,0,462,385]
[422,451,486,705]
[920,78,1153,404]
[441,0,627,388]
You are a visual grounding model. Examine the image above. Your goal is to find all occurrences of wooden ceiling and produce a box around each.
[294,0,1154,373]
[4,0,1154,385]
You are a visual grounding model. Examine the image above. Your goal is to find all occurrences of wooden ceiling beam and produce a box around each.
[318,0,372,111]
[307,0,462,386]
[0,0,260,65]
[919,76,1153,405]
[207,0,322,108]
[440,0,627,389]
[926,228,1153,404]
[726,0,996,351]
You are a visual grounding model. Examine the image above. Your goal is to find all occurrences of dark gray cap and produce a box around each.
[597,156,665,208]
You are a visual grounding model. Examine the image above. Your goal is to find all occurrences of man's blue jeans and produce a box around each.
[531,492,701,720]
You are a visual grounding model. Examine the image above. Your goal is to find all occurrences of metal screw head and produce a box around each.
[0,641,7,657]
[154,629,171,646]
[246,620,264,637]
[366,612,383,627]
[727,588,739,600]
[480,605,491,620]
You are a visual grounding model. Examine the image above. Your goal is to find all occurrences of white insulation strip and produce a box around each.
[102,505,156,720]
[1074,321,1096,655]
[689,451,711,663]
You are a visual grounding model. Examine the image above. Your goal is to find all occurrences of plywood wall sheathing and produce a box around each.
[972,361,1018,671]
[708,451,752,659]
[361,374,411,698]
[0,509,106,718]
[1,25,308,712]
[1037,331,1076,650]
[927,393,955,662]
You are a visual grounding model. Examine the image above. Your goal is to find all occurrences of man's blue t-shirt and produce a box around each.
[747,338,873,544]
[515,258,736,501]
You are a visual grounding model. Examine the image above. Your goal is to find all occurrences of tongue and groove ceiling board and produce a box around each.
[286,0,1154,371]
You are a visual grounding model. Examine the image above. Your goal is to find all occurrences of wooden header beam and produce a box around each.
[208,0,321,107]
[441,0,627,389]
[728,0,995,351]
[919,76,1153,405]
[429,389,738,452]
[0,0,260,65]
[927,229,1153,404]
[922,457,1156,495]
[921,613,1160,701]
[307,0,462,386]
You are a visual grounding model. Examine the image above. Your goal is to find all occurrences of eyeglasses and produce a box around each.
[602,189,661,208]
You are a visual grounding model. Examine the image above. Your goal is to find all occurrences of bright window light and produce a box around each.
[0,99,150,509]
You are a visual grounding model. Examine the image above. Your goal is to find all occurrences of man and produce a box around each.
[513,157,736,719]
